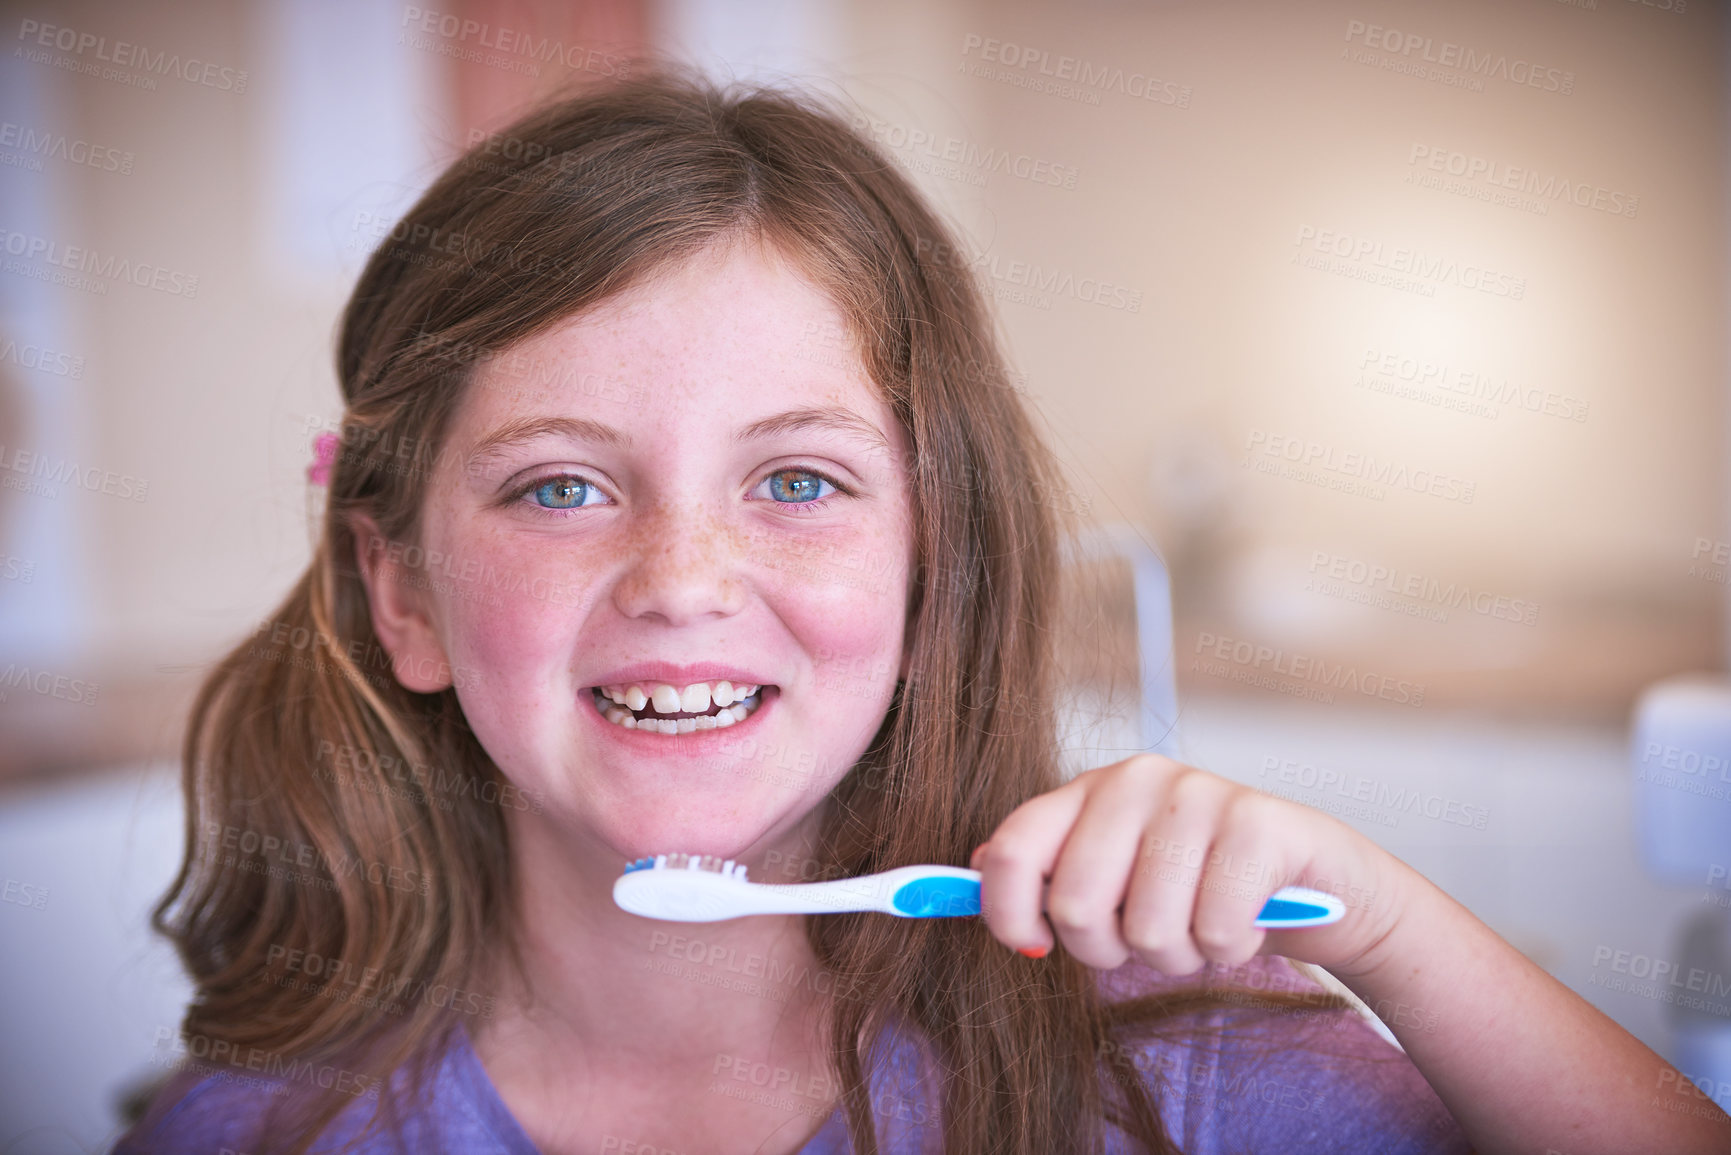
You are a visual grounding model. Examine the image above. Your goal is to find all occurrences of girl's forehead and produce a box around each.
[443,243,909,469]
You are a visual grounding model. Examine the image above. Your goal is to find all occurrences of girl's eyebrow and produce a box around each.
[466,416,631,471]
[733,407,890,453]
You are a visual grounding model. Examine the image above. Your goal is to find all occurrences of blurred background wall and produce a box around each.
[1,0,1727,1149]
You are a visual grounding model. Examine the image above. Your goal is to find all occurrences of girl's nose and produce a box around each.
[609,505,749,624]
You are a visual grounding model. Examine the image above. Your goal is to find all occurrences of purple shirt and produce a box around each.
[114,957,1472,1153]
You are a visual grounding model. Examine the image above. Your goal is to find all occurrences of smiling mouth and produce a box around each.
[589,680,770,735]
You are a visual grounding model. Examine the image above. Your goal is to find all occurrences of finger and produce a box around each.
[975,780,1088,956]
[1193,791,1296,968]
[1043,762,1169,969]
[1120,767,1234,975]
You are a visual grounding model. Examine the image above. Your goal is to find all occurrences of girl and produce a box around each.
[118,74,1727,1154]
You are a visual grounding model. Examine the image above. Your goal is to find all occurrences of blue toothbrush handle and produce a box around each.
[890,873,1346,928]
[1251,886,1345,928]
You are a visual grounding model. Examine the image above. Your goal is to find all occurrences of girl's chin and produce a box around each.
[591,807,802,863]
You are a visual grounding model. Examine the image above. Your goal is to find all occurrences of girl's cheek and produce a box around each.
[430,531,608,679]
[438,574,604,763]
[755,537,911,702]
[452,595,572,672]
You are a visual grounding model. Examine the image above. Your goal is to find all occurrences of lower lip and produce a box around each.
[584,688,774,749]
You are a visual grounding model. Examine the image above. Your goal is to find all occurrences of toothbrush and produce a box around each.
[613,853,1345,929]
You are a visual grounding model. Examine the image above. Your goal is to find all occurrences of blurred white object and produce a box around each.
[1630,673,1731,1113]
[659,0,845,86]
[1670,909,1731,1114]
[1060,523,1182,766]
[1632,674,1731,884]
[258,0,447,287]
[0,764,190,1151]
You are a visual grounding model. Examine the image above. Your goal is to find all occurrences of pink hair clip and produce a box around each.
[307,432,339,486]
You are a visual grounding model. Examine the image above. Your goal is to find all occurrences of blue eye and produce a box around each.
[530,476,601,509]
[763,469,834,504]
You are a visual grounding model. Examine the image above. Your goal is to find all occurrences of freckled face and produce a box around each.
[411,241,915,863]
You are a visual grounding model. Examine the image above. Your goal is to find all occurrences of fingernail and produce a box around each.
[1018,945,1048,959]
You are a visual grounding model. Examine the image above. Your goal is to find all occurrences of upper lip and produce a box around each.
[584,663,779,688]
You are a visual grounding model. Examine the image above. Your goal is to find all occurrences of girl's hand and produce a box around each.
[974,754,1731,1155]
[971,753,1413,976]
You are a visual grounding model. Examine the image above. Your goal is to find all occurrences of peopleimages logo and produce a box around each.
[151,1028,380,1099]
[1293,226,1525,301]
[0,442,148,502]
[0,121,134,174]
[1192,631,1426,708]
[959,34,1192,108]
[1259,756,1490,830]
[849,113,1080,190]
[1589,946,1731,1006]
[1342,19,1574,95]
[1243,428,1476,505]
[1356,348,1589,425]
[0,227,199,298]
[399,6,631,79]
[15,19,249,92]
[1691,537,1731,587]
[1637,741,1731,801]
[1306,549,1540,628]
[0,337,83,379]
[0,663,99,706]
[1407,145,1637,219]
[913,236,1144,313]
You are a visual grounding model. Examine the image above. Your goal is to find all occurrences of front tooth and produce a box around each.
[658,718,679,735]
[694,714,716,730]
[712,680,736,707]
[651,684,681,713]
[676,716,697,734]
[625,686,648,711]
[680,683,711,713]
[714,710,736,728]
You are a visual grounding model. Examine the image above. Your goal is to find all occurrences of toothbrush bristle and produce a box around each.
[619,852,750,881]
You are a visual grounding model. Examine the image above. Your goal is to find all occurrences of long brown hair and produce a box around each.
[149,71,1352,1153]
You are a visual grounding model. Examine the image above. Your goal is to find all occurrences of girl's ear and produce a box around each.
[349,513,455,693]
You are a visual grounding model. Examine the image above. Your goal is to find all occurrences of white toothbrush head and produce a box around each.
[614,852,756,921]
